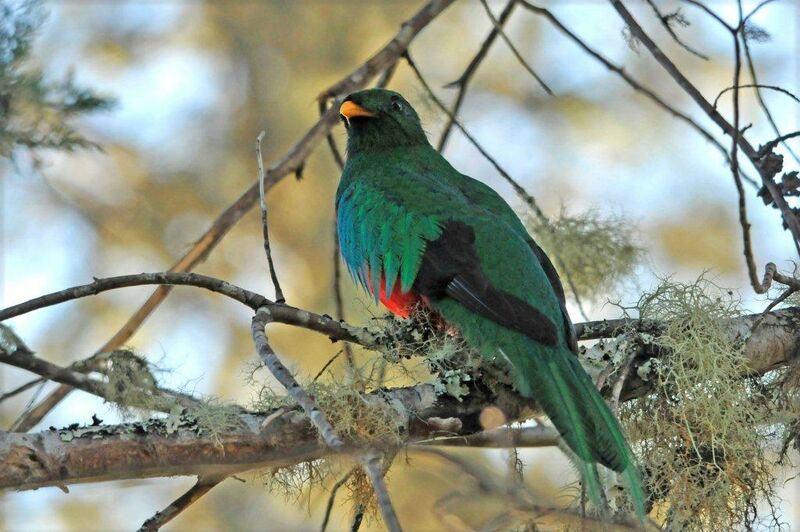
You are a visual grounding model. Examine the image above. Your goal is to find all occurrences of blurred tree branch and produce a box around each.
[9,0,457,433]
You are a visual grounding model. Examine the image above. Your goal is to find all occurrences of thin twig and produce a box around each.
[0,377,44,404]
[256,131,286,304]
[361,452,402,532]
[608,0,800,244]
[757,131,800,158]
[477,0,552,95]
[413,425,559,448]
[313,351,343,383]
[318,99,346,170]
[713,83,800,110]
[741,0,777,27]
[728,1,763,294]
[138,475,226,532]
[321,468,357,532]
[760,287,796,316]
[681,0,735,32]
[644,0,708,60]
[518,0,757,188]
[438,0,517,152]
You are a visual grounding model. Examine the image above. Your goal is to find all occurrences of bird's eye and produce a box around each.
[391,98,403,112]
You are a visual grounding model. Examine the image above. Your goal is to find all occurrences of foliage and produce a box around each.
[0,0,113,158]
[622,277,780,530]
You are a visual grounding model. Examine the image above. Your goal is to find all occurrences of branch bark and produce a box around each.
[0,383,505,491]
[2,307,798,492]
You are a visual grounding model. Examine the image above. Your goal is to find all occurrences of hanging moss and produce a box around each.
[622,276,779,530]
[526,208,642,301]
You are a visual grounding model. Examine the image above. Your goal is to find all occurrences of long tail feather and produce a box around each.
[508,343,647,520]
[563,354,647,520]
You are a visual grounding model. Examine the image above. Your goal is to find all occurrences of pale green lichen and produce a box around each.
[525,208,643,301]
[188,399,243,445]
[0,324,31,354]
[622,276,779,530]
[104,349,162,413]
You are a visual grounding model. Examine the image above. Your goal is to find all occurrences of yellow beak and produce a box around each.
[339,100,377,119]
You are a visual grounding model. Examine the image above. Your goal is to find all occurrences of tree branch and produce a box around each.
[608,0,800,244]
[2,306,798,492]
[0,272,267,322]
[256,131,285,304]
[138,475,226,532]
[10,0,457,433]
[0,381,505,491]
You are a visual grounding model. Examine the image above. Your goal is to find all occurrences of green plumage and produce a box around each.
[336,89,645,518]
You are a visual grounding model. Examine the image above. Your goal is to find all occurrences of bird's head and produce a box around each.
[339,89,428,153]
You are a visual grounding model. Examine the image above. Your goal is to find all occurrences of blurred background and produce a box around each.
[1,0,798,529]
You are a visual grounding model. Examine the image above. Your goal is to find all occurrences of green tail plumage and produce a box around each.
[436,296,646,519]
[517,342,646,518]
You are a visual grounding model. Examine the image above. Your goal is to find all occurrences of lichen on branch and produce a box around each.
[622,276,780,530]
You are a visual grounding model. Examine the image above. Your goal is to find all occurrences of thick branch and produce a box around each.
[583,307,800,401]
[2,307,798,491]
[0,383,504,491]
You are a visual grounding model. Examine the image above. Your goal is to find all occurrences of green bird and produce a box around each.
[336,88,645,517]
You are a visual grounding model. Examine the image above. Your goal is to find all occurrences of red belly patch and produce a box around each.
[379,280,421,318]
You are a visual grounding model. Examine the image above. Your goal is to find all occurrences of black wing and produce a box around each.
[528,239,579,353]
[413,221,558,347]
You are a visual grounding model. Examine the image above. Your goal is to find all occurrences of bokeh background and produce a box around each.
[1,0,799,529]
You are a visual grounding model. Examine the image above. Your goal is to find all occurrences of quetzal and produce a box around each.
[335,88,645,517]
